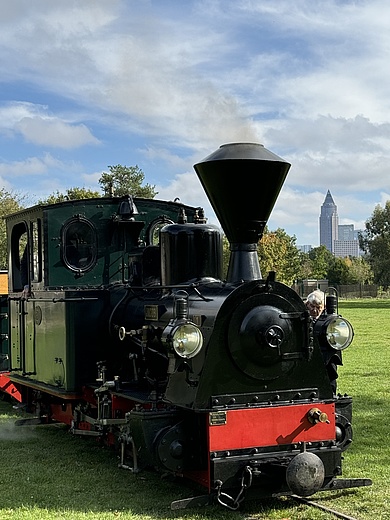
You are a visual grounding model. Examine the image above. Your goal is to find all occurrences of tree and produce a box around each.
[37,187,100,205]
[220,228,301,285]
[346,256,373,284]
[308,246,334,280]
[257,228,301,286]
[327,257,351,285]
[296,250,313,280]
[222,235,230,279]
[38,165,158,206]
[359,201,390,287]
[99,165,157,198]
[0,189,26,269]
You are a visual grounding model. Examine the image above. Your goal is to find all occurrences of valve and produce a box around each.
[307,407,330,425]
[118,326,139,341]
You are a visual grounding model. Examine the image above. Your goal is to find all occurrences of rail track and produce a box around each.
[291,495,361,520]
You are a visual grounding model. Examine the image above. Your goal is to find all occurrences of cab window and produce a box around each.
[62,217,97,272]
[31,219,42,283]
[10,222,28,292]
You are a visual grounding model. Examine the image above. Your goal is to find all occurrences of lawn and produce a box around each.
[0,298,388,520]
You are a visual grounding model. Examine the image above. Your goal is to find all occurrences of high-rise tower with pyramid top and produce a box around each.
[319,190,339,253]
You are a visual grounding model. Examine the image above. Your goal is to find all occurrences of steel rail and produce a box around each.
[291,495,360,520]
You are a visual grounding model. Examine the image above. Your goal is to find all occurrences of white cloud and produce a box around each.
[15,117,100,148]
[0,153,94,205]
[155,172,219,227]
[0,102,99,149]
[0,153,61,177]
[0,102,47,129]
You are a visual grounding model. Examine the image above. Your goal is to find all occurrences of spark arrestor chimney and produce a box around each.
[193,142,291,283]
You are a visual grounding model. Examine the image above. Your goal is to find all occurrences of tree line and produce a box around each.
[0,165,388,289]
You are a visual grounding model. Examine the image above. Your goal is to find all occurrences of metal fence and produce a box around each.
[292,281,379,299]
[335,284,378,298]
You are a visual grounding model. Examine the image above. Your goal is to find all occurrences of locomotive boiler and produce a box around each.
[0,142,371,509]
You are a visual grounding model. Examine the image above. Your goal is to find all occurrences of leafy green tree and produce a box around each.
[37,187,100,205]
[222,235,230,279]
[327,256,351,285]
[359,201,390,287]
[38,165,158,206]
[221,228,300,285]
[308,245,334,280]
[296,251,313,280]
[0,189,26,269]
[99,165,157,198]
[257,228,301,286]
[346,256,373,284]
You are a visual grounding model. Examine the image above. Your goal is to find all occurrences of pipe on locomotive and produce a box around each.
[194,142,291,283]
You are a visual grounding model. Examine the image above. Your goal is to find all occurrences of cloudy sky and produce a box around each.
[1,0,390,247]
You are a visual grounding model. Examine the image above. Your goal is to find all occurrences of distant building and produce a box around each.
[319,191,362,257]
[338,224,354,241]
[319,190,338,253]
[297,245,313,253]
[333,240,360,258]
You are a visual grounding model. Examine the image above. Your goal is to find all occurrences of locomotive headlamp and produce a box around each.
[169,322,203,359]
[314,315,354,351]
[162,291,204,359]
[324,316,354,350]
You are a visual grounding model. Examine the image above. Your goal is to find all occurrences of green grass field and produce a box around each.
[0,299,388,520]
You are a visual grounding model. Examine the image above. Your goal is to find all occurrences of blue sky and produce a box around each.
[1,0,390,247]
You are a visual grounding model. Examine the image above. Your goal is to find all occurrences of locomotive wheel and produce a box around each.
[154,422,185,473]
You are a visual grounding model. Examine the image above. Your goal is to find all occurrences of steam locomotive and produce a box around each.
[0,143,371,509]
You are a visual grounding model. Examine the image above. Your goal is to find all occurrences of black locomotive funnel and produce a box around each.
[194,142,291,282]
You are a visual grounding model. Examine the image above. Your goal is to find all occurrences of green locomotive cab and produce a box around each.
[5,195,203,395]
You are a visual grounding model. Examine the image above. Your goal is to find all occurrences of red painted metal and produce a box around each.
[49,402,74,425]
[0,373,22,402]
[208,403,335,452]
[81,385,98,405]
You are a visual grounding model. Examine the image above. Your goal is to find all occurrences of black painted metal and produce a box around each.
[194,143,291,282]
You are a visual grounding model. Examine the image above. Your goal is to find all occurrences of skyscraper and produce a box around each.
[319,190,338,253]
[338,224,355,240]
